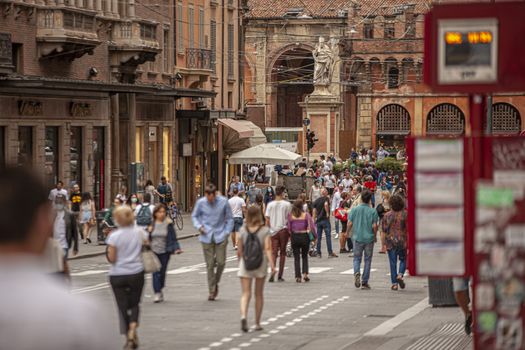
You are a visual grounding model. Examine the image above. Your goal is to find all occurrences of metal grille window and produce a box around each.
[140,24,156,41]
[426,103,465,135]
[199,7,205,49]
[492,103,522,134]
[210,20,217,72]
[384,20,395,39]
[364,21,374,39]
[120,22,132,38]
[188,6,194,49]
[228,24,234,79]
[377,104,411,135]
[177,2,183,53]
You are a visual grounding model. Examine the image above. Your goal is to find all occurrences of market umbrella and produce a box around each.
[228,143,302,166]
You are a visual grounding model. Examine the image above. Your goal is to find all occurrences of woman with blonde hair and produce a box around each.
[376,190,392,254]
[237,205,275,333]
[106,206,148,349]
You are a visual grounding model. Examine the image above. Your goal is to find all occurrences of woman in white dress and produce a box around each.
[237,206,275,333]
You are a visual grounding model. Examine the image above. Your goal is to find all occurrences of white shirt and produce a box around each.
[228,196,246,218]
[48,188,68,202]
[265,199,292,235]
[0,256,119,349]
[331,191,342,212]
[341,178,353,192]
[53,211,67,249]
[106,226,148,276]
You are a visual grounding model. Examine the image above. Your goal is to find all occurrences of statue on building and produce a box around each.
[312,36,336,87]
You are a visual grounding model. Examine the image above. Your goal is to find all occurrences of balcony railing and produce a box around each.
[186,48,212,70]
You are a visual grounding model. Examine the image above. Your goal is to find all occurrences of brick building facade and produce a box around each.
[244,0,525,159]
[343,0,525,152]
[0,0,245,210]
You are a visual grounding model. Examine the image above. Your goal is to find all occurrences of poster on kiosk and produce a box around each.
[420,2,525,349]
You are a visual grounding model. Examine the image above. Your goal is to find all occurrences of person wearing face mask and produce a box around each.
[246,182,261,207]
[126,193,140,211]
[53,194,79,258]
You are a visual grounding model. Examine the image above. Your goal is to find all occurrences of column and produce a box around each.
[76,0,83,8]
[112,0,118,16]
[111,94,121,199]
[128,0,135,17]
[95,0,102,11]
[87,0,93,9]
[128,94,136,165]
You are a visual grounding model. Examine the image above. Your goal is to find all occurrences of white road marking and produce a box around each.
[199,267,239,275]
[340,268,378,275]
[70,270,108,277]
[364,298,429,336]
[308,267,333,274]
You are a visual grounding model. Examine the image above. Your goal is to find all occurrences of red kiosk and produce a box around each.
[408,2,525,349]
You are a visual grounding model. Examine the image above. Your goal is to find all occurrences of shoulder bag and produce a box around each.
[140,229,161,273]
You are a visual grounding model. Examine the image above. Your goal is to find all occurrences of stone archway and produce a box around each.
[376,104,411,148]
[492,103,522,135]
[270,47,314,127]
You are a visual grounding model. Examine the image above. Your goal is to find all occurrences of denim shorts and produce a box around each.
[233,217,244,232]
[452,277,470,292]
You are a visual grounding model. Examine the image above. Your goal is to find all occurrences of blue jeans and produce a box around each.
[353,240,374,283]
[153,252,171,293]
[334,219,340,234]
[316,219,333,255]
[387,248,406,285]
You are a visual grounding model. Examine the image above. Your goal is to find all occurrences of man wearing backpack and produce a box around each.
[192,184,234,301]
[157,176,173,205]
[134,193,155,229]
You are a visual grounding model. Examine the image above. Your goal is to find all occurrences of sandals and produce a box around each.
[296,278,302,283]
[303,275,310,282]
[391,284,398,291]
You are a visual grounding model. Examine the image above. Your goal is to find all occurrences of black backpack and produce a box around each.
[243,229,263,271]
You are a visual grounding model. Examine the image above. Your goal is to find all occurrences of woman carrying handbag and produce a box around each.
[148,204,183,303]
[106,206,148,350]
[287,199,317,283]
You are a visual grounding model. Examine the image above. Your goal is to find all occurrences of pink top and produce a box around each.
[287,213,317,239]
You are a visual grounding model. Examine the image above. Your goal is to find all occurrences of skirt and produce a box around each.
[237,256,268,279]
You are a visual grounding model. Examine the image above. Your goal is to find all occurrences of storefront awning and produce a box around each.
[218,118,266,155]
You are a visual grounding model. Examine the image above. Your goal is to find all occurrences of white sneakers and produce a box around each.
[154,293,164,303]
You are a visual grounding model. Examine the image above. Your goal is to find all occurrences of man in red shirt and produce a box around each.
[363,175,377,207]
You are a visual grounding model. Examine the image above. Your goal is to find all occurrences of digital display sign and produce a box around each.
[437,18,498,84]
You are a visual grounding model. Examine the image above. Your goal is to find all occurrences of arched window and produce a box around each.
[426,103,465,135]
[377,104,411,135]
[492,103,522,135]
[376,104,410,147]
[387,67,399,89]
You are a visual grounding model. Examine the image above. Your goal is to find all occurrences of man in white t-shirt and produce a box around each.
[341,173,354,193]
[0,167,119,350]
[228,188,246,250]
[48,180,68,202]
[265,185,292,282]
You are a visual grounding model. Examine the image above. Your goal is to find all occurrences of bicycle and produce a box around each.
[168,203,184,231]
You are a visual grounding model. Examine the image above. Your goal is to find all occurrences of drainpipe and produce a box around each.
[221,0,225,109]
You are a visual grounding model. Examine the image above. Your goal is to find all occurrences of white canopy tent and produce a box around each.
[228,143,302,166]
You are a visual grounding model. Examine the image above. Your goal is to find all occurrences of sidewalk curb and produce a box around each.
[69,233,199,260]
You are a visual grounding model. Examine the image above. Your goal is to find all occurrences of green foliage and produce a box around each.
[375,158,405,173]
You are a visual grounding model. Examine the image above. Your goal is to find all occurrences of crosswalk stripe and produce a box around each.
[340,268,378,275]
[308,267,333,274]
[70,270,108,277]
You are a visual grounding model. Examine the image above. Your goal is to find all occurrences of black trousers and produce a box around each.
[110,271,145,334]
[291,233,310,278]
[341,221,353,251]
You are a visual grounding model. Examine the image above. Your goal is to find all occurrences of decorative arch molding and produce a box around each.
[267,43,316,78]
[426,103,465,135]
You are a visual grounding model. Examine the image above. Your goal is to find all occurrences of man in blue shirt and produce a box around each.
[347,190,379,290]
[192,184,234,301]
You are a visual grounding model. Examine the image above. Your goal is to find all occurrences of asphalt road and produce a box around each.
[67,230,455,350]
